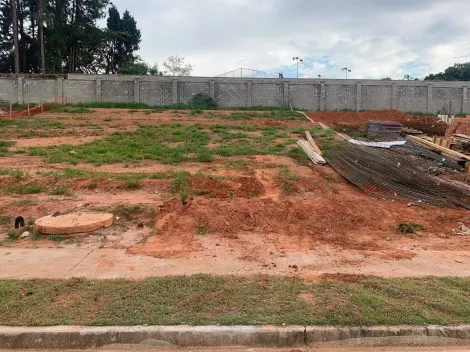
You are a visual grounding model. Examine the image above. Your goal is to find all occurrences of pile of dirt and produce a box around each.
[128,194,470,259]
[190,176,264,199]
[309,110,448,136]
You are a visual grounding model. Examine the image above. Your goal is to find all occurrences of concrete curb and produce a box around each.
[1,325,470,349]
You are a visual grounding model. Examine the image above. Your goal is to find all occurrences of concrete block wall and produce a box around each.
[23,79,57,103]
[1,74,470,115]
[0,78,16,103]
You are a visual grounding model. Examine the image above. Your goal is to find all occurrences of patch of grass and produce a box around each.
[0,141,15,156]
[223,110,306,121]
[398,223,425,234]
[0,215,10,225]
[170,171,191,203]
[28,124,298,165]
[227,159,250,169]
[76,102,152,109]
[197,148,214,162]
[4,182,44,195]
[50,105,94,114]
[49,186,73,196]
[277,166,300,194]
[123,176,142,190]
[0,168,28,179]
[0,275,470,326]
[114,204,146,221]
[49,235,68,242]
[11,198,39,207]
[191,109,203,115]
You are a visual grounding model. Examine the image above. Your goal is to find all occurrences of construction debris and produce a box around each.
[365,120,402,140]
[297,139,326,165]
[406,135,470,163]
[323,142,470,209]
[305,131,323,155]
[348,140,406,149]
[446,118,470,136]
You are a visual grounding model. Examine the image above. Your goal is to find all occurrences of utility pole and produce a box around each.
[293,56,303,78]
[11,0,20,73]
[342,67,351,79]
[38,0,45,74]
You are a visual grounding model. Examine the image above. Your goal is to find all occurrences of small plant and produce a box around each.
[189,93,217,109]
[277,166,300,194]
[196,222,211,235]
[170,171,191,204]
[123,176,142,190]
[197,148,214,162]
[323,174,335,184]
[398,223,424,234]
[50,185,72,196]
[191,109,203,115]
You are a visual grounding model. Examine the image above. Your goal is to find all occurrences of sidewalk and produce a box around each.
[1,247,470,279]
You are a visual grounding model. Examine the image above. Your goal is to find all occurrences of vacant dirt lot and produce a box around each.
[0,108,469,278]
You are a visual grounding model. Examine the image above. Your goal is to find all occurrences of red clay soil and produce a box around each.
[308,110,448,135]
[190,176,265,199]
[128,188,470,258]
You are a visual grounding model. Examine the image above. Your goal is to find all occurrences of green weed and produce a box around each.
[4,182,44,195]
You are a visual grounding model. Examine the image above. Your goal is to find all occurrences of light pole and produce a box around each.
[342,67,351,79]
[293,57,303,78]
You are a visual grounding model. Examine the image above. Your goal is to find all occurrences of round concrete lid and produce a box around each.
[34,212,114,235]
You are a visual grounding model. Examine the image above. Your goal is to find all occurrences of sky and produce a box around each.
[110,0,470,79]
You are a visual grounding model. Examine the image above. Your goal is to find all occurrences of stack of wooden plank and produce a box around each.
[453,134,470,155]
[297,131,326,165]
[365,120,402,140]
[401,127,423,136]
[406,135,470,164]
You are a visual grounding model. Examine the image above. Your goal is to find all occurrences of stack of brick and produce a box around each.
[445,117,470,137]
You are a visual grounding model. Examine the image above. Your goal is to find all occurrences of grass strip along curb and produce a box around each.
[1,275,469,326]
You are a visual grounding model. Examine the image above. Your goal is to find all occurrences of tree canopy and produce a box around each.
[0,0,142,74]
[425,63,470,81]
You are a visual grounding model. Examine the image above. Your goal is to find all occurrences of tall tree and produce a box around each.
[38,0,45,73]
[0,0,142,74]
[425,63,470,81]
[11,0,19,72]
[103,4,141,74]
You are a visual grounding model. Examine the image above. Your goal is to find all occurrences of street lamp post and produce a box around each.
[342,67,351,79]
[293,57,303,78]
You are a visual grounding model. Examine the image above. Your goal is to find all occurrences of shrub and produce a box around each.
[189,93,217,109]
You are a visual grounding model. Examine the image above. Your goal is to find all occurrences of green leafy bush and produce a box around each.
[189,93,217,109]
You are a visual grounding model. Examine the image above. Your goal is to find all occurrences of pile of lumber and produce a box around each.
[401,127,423,136]
[297,131,326,165]
[453,134,470,155]
[365,120,402,140]
[446,118,470,137]
[406,135,470,163]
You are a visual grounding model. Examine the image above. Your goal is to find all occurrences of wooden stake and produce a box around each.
[9,102,12,119]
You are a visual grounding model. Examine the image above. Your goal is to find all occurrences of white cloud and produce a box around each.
[111,0,470,79]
